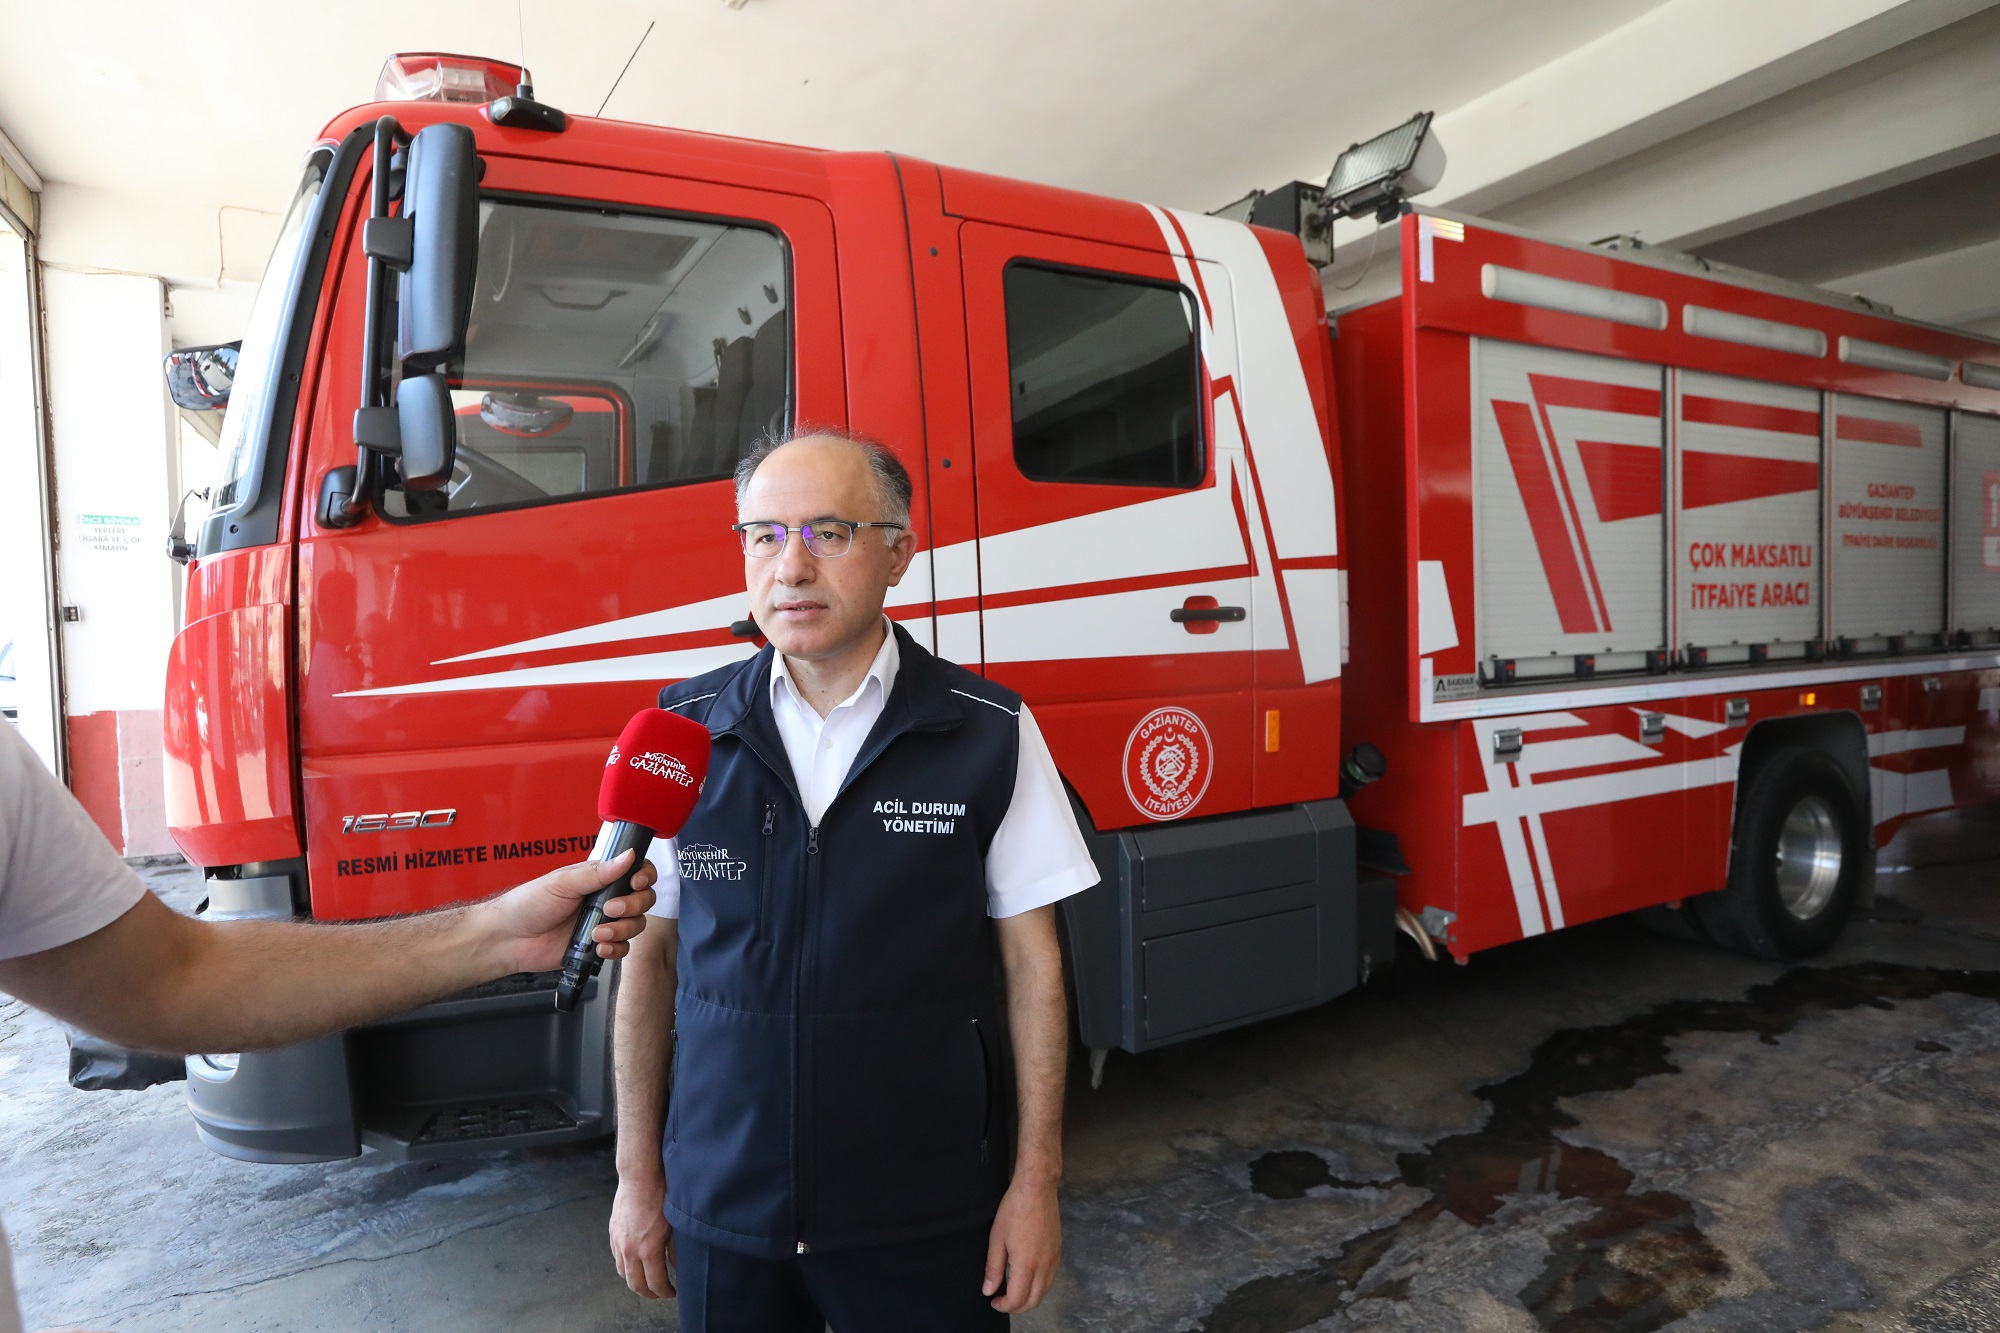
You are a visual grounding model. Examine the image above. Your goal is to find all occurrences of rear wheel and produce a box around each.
[1692,746,1869,960]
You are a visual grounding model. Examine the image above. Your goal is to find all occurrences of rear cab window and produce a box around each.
[1002,262,1203,488]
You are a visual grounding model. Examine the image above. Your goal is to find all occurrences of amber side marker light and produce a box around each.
[1800,691,1817,706]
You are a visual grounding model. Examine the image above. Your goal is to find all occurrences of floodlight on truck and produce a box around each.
[1209,111,1445,267]
[1324,112,1446,223]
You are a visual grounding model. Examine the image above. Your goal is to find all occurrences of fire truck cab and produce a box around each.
[165,70,1374,1161]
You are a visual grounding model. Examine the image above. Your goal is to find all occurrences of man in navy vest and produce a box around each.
[609,430,1099,1330]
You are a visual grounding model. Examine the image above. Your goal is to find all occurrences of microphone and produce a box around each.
[554,708,711,1012]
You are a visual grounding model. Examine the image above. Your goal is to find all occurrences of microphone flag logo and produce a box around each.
[631,750,696,788]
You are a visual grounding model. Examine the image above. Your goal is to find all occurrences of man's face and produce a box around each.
[738,438,917,663]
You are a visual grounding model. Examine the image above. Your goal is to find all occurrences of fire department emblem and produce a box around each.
[1122,707,1213,821]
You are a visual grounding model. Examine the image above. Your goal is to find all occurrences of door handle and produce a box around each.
[1170,606,1246,623]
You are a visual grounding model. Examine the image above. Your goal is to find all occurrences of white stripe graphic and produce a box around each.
[1464,753,1739,827]
[1145,204,1340,684]
[1464,710,1746,940]
[437,590,751,665]
[1868,726,1967,755]
[336,641,758,698]
[1873,767,1956,823]
[983,580,1252,665]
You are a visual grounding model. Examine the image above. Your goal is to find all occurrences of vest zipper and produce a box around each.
[757,802,775,941]
[972,1017,993,1165]
[795,818,822,1255]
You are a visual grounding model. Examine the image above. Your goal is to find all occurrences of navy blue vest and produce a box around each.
[656,623,1021,1257]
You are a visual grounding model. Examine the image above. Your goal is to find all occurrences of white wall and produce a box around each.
[38,181,272,349]
[41,267,178,716]
[0,222,60,771]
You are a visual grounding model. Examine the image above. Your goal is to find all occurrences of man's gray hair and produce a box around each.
[733,426,914,529]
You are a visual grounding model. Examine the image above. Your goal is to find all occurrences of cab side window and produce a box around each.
[386,200,789,520]
[1002,263,1202,488]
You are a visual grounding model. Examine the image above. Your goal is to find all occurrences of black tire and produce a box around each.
[1692,745,1869,960]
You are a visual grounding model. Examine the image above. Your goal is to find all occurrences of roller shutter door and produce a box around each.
[1675,371,1822,652]
[1475,340,1665,670]
[1829,394,1945,643]
[1952,410,2000,636]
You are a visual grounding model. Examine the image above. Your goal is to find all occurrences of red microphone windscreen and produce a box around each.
[599,708,712,836]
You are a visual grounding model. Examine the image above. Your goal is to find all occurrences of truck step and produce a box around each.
[414,1097,577,1146]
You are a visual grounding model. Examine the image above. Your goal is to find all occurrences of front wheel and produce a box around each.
[1692,745,1870,960]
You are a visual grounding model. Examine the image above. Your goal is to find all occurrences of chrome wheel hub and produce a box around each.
[1775,794,1842,921]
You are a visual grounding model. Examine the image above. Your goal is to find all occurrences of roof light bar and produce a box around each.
[1682,305,1825,358]
[1838,336,1953,382]
[1324,112,1447,223]
[1481,264,1668,331]
[377,53,526,105]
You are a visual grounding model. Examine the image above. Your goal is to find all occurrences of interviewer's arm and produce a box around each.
[0,853,654,1053]
[611,916,679,1299]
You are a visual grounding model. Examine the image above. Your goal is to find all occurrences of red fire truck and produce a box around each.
[154,55,2000,1161]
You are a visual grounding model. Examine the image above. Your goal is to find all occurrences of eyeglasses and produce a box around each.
[733,519,906,558]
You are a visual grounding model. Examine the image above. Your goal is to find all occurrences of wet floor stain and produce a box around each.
[1247,1150,1390,1200]
[1199,960,2000,1333]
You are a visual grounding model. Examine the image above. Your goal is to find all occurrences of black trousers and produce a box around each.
[675,1227,1009,1333]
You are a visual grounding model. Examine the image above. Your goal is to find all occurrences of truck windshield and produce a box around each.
[202,149,332,549]
[383,199,789,520]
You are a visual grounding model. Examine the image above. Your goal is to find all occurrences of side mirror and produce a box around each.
[395,373,458,490]
[398,122,479,372]
[163,343,240,411]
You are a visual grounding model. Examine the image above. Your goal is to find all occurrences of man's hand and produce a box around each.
[984,1176,1061,1313]
[470,850,658,976]
[611,1171,677,1299]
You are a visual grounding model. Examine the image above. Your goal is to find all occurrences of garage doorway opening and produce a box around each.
[0,205,62,771]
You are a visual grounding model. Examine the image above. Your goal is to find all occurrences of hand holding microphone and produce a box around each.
[555,708,712,1012]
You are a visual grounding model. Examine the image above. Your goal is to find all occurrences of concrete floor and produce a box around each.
[5,812,2000,1332]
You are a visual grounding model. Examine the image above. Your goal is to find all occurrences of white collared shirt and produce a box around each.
[647,625,1099,919]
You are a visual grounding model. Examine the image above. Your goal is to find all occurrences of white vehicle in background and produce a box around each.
[0,641,17,722]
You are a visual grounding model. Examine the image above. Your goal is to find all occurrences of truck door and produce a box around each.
[296,156,841,918]
[959,223,1253,826]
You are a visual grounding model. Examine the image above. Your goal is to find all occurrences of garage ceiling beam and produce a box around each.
[1427,0,1986,217]
[1321,0,2000,324]
[1825,234,2000,331]
[1492,9,2000,251]
[1325,0,1989,253]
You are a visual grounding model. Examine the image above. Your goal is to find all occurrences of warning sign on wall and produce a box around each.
[76,513,143,555]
